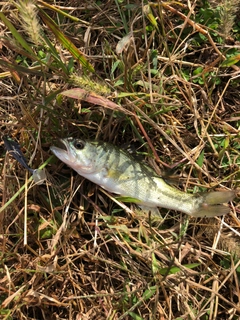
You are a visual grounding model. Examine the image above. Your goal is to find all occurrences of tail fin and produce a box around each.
[191,191,235,218]
[204,191,235,205]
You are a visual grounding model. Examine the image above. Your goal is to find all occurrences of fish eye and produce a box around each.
[74,140,85,150]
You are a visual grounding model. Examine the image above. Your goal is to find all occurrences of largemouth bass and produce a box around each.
[50,137,235,217]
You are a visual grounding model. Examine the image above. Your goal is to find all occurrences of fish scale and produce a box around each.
[50,137,235,217]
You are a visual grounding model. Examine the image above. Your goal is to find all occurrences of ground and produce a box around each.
[0,1,240,319]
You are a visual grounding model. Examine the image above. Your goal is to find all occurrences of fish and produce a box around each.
[50,137,235,217]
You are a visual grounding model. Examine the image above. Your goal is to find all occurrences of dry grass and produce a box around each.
[0,0,240,319]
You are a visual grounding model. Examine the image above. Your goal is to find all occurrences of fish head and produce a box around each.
[50,137,100,174]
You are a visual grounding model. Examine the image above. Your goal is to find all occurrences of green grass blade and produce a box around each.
[0,12,35,55]
[0,156,54,214]
[42,33,69,74]
[0,58,46,76]
[38,9,95,73]
[38,0,90,24]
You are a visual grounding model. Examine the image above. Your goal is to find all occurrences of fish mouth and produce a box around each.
[57,138,68,151]
[50,138,70,159]
[50,139,68,152]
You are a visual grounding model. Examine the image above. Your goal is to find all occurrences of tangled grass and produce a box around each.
[0,0,239,319]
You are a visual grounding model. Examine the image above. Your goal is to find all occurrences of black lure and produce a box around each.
[3,136,34,174]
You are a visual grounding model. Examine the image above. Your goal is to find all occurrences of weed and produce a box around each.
[0,0,239,319]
